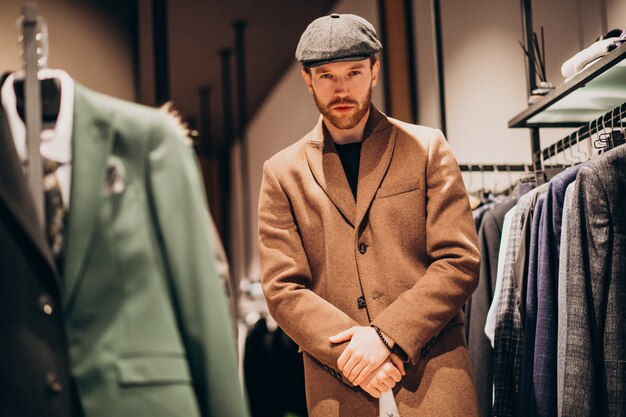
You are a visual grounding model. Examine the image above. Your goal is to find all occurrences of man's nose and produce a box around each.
[334,79,350,98]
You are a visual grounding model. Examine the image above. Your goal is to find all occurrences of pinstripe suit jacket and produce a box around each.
[562,145,626,416]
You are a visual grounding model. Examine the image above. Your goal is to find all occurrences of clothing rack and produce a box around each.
[459,164,563,172]
[460,164,533,172]
[537,102,626,161]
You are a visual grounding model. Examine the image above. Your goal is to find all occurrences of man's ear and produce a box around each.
[371,59,380,88]
[301,68,314,94]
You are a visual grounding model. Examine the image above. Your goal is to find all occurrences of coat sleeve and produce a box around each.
[371,130,480,365]
[147,119,249,417]
[258,159,359,384]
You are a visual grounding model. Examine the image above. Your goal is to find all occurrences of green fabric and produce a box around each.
[63,85,248,417]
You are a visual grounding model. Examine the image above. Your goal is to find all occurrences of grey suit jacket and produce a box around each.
[562,145,626,416]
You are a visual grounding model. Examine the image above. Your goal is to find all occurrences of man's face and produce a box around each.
[302,58,379,130]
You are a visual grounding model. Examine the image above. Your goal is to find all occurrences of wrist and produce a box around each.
[371,325,394,352]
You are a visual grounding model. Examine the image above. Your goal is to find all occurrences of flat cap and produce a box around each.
[295,13,382,68]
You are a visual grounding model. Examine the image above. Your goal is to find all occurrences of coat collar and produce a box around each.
[0,103,58,279]
[304,105,396,229]
[62,83,114,310]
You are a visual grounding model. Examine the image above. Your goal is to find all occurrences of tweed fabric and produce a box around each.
[492,183,548,417]
[562,146,626,416]
[295,14,382,67]
[556,181,576,416]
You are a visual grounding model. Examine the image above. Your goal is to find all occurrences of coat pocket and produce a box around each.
[376,178,421,199]
[116,354,192,387]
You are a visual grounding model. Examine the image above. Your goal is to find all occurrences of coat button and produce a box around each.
[45,371,63,393]
[357,242,367,254]
[357,296,367,309]
[38,294,54,316]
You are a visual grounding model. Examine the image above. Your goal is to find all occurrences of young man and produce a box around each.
[258,13,480,416]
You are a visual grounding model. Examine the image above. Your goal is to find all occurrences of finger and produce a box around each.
[390,353,406,376]
[336,349,350,370]
[352,363,374,386]
[328,327,355,344]
[348,361,367,383]
[380,376,396,390]
[341,354,360,378]
[376,381,392,393]
[384,362,402,382]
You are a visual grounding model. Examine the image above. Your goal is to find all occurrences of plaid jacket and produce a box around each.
[562,146,626,416]
[493,183,548,416]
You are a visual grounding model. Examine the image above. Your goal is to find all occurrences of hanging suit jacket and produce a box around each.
[258,107,480,417]
[0,98,80,417]
[520,166,580,417]
[29,83,247,417]
[562,145,626,416]
[468,198,515,417]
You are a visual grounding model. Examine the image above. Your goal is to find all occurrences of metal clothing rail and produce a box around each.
[459,164,533,172]
[537,102,626,161]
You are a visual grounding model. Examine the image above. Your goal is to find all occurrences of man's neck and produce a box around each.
[324,108,371,145]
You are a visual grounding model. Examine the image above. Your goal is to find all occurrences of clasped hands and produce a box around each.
[329,326,406,398]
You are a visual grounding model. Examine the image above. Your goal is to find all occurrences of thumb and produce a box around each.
[329,327,355,343]
[390,353,406,376]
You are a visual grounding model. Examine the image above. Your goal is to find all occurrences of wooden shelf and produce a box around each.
[509,44,626,128]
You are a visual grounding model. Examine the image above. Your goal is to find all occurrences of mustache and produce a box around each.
[328,98,359,108]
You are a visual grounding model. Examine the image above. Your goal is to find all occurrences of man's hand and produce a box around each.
[329,326,394,385]
[359,359,402,398]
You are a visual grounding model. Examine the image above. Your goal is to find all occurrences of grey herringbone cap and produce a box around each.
[295,13,382,68]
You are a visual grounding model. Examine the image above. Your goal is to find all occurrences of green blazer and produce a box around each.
[63,84,248,417]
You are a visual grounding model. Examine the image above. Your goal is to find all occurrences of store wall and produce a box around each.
[413,0,626,193]
[0,0,136,101]
[237,0,384,282]
[607,0,626,32]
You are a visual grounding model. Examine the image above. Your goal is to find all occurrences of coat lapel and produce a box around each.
[63,84,114,309]
[0,99,58,278]
[355,108,396,228]
[305,117,356,226]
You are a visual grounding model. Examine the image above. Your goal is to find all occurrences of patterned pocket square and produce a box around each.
[103,156,127,195]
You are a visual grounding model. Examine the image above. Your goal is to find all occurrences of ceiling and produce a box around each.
[164,0,337,146]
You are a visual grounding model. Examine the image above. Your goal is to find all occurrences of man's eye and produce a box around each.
[320,74,332,79]
[349,71,360,76]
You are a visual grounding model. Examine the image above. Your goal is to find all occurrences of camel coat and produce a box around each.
[258,107,480,417]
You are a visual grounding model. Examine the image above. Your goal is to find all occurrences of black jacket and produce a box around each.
[0,105,80,417]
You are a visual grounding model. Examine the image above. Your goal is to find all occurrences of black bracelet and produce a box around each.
[371,325,394,352]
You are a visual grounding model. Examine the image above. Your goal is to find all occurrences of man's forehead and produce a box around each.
[312,59,370,73]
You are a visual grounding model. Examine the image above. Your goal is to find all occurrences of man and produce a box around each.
[258,13,481,416]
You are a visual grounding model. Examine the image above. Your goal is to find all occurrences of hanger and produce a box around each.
[566,134,577,166]
[13,11,61,124]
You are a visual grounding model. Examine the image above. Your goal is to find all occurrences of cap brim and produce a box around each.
[301,54,373,68]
